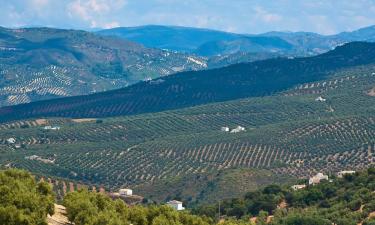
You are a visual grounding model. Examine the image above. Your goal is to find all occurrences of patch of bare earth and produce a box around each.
[47,204,70,225]
[71,118,97,123]
[35,119,48,126]
[368,87,375,96]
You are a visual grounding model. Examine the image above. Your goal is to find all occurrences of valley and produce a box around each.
[2,2,375,224]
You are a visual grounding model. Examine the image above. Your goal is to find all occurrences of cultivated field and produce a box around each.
[0,65,374,202]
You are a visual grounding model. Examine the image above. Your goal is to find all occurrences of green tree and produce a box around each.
[0,169,55,225]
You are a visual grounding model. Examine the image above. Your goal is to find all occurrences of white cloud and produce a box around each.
[103,21,120,29]
[254,6,282,23]
[67,0,127,28]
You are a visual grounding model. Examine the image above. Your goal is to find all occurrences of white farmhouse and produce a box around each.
[6,138,16,144]
[119,188,133,196]
[44,126,61,130]
[221,127,230,132]
[337,170,356,178]
[167,200,185,211]
[230,126,246,133]
[309,173,329,185]
[315,96,327,102]
[291,184,306,191]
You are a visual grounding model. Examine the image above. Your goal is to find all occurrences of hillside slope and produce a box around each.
[0,59,374,204]
[0,27,207,107]
[0,42,374,122]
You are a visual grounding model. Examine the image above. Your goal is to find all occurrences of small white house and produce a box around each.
[291,184,306,191]
[119,188,133,196]
[221,127,230,132]
[337,170,356,178]
[167,200,185,211]
[315,96,326,102]
[6,138,16,144]
[309,173,329,185]
[44,126,60,130]
[230,126,246,133]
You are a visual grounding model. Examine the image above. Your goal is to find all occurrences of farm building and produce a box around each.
[6,137,16,144]
[309,173,329,185]
[119,188,133,196]
[221,127,230,132]
[44,126,61,130]
[337,170,356,178]
[291,184,306,191]
[167,200,185,211]
[315,96,327,102]
[230,126,246,133]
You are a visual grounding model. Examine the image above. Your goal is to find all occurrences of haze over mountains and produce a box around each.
[98,25,375,56]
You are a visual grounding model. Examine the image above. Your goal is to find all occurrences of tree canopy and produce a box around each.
[0,169,54,225]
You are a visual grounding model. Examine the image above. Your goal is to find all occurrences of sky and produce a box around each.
[1,0,375,35]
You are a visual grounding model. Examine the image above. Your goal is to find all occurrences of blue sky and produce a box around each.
[1,0,375,34]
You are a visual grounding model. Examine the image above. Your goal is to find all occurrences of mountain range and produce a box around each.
[98,25,375,56]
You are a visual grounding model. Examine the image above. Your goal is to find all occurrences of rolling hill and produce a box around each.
[0,27,207,107]
[99,25,375,58]
[0,53,374,204]
[97,25,242,53]
[0,42,374,122]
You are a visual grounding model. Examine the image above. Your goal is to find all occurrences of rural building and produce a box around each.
[230,126,246,133]
[291,184,306,191]
[44,126,61,130]
[337,170,356,178]
[6,137,16,144]
[221,127,230,132]
[309,173,329,185]
[119,188,133,196]
[167,200,185,211]
[315,96,327,102]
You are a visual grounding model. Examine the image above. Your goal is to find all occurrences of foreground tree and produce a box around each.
[63,189,212,225]
[0,169,54,225]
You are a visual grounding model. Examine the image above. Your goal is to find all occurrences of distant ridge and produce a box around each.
[0,26,207,107]
[98,24,375,56]
[0,42,374,122]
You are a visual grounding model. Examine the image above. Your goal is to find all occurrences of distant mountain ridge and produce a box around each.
[0,27,207,107]
[0,42,374,122]
[98,25,375,56]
